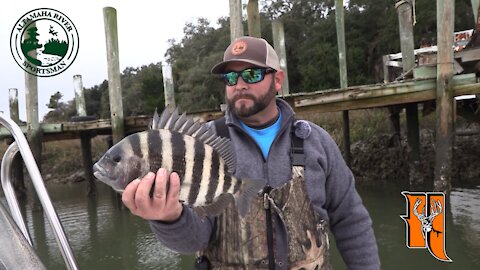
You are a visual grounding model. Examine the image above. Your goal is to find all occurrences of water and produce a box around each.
[1,182,479,270]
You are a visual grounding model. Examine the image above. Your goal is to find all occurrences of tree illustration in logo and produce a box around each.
[21,26,42,66]
[21,23,68,67]
[43,25,68,57]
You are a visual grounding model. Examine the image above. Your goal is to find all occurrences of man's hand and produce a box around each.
[122,168,183,222]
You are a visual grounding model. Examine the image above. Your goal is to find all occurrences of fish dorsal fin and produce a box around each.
[150,105,176,130]
[150,108,160,129]
[150,106,236,174]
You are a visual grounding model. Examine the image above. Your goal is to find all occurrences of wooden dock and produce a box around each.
[1,71,479,142]
[0,110,224,142]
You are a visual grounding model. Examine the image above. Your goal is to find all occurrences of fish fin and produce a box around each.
[150,108,160,129]
[235,179,266,218]
[173,112,188,131]
[193,193,235,217]
[151,105,174,129]
[151,106,236,173]
[165,107,180,130]
[210,137,236,174]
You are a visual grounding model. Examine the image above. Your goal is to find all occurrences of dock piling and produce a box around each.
[103,7,125,144]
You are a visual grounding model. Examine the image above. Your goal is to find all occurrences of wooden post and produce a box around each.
[396,0,421,188]
[396,0,415,74]
[9,88,20,123]
[73,75,96,196]
[229,0,243,41]
[103,7,125,144]
[335,0,348,90]
[472,0,479,23]
[272,20,290,96]
[162,64,175,107]
[383,55,391,84]
[81,132,95,196]
[434,0,455,194]
[24,27,42,206]
[73,75,87,117]
[335,0,351,166]
[247,0,261,38]
[8,88,26,200]
[25,57,42,172]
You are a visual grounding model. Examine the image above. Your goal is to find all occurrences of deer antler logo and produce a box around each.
[401,192,452,262]
[413,198,443,240]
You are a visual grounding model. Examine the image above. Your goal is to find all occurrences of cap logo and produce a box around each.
[231,40,247,55]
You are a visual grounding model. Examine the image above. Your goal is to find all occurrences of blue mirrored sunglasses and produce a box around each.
[222,68,275,86]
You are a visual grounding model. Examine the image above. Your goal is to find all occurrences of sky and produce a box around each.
[0,0,231,121]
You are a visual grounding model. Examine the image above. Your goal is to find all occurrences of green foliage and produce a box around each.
[47,91,63,109]
[120,63,165,116]
[165,17,230,111]
[43,38,68,56]
[43,63,165,122]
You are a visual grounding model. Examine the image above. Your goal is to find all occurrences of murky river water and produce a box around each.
[1,182,479,270]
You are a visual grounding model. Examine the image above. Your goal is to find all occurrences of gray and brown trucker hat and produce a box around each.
[211,36,280,74]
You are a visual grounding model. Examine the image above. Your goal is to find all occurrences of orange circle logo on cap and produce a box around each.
[231,40,247,55]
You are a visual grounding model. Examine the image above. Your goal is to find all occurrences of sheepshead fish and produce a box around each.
[93,107,265,217]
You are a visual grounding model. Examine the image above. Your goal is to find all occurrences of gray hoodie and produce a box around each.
[150,99,380,269]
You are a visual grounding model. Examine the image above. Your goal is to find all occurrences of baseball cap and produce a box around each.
[211,36,281,74]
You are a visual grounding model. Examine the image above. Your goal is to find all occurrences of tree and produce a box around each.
[47,91,63,109]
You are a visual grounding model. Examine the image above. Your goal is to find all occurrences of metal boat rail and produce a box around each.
[0,112,79,270]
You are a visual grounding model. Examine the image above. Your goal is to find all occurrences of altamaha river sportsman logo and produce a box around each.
[401,191,452,262]
[10,8,79,77]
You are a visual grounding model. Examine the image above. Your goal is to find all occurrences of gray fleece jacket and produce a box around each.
[150,99,380,269]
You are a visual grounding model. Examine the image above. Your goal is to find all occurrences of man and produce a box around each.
[122,36,380,269]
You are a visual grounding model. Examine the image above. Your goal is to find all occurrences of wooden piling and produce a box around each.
[247,0,261,38]
[25,58,42,171]
[382,55,391,84]
[73,75,87,117]
[24,28,42,206]
[472,0,479,23]
[272,20,290,96]
[396,0,415,74]
[335,0,351,166]
[396,0,421,188]
[229,0,243,41]
[73,75,96,196]
[81,132,95,196]
[8,88,26,199]
[434,0,455,194]
[103,7,125,144]
[8,88,20,123]
[162,64,175,107]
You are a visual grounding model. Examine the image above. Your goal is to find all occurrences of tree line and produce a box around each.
[43,0,475,122]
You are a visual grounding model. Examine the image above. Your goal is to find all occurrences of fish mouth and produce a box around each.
[93,163,124,193]
[93,163,108,181]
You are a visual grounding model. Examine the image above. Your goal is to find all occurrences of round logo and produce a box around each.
[231,40,247,55]
[10,8,79,77]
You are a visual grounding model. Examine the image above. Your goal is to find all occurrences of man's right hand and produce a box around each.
[122,168,183,222]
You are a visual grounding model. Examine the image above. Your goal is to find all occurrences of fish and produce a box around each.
[93,107,265,217]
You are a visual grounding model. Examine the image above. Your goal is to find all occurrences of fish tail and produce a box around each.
[235,178,266,217]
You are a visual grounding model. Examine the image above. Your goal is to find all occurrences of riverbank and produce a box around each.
[350,129,480,188]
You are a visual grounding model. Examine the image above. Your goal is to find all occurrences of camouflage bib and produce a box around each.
[203,166,332,270]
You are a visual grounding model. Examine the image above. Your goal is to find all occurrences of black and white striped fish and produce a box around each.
[93,107,265,217]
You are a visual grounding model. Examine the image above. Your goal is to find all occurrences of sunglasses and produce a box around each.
[222,67,275,86]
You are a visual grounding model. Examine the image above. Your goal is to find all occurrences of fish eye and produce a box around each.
[112,155,122,163]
